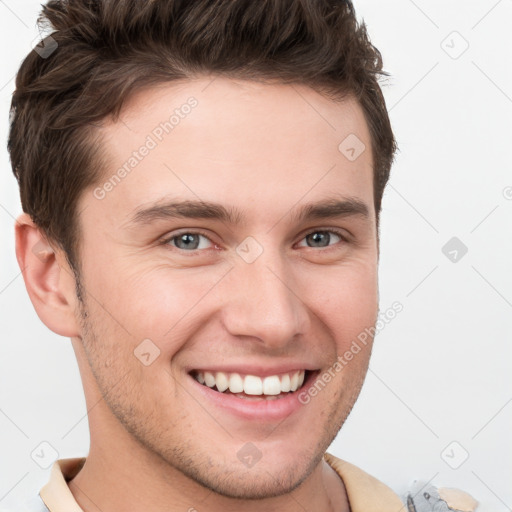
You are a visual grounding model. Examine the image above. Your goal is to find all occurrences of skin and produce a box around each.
[15,76,380,512]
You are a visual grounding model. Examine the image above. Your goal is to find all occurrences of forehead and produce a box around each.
[83,77,374,228]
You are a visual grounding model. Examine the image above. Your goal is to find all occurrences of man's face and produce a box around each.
[73,77,378,498]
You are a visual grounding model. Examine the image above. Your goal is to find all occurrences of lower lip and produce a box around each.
[190,371,318,421]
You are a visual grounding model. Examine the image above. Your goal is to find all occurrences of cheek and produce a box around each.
[84,260,230,357]
[297,260,378,339]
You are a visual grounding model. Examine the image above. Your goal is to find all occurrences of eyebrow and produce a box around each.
[125,196,370,228]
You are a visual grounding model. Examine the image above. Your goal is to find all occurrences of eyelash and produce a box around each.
[159,228,350,254]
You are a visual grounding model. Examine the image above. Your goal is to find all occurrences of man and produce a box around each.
[9,0,404,510]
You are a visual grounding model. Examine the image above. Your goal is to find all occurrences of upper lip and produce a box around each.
[187,363,319,378]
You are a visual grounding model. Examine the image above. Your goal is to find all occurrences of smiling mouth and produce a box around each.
[190,369,315,400]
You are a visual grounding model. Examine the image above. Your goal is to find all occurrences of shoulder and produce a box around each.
[324,452,480,512]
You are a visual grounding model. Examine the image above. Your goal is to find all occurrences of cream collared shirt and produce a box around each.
[16,452,404,511]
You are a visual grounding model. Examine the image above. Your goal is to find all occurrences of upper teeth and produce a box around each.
[194,370,306,395]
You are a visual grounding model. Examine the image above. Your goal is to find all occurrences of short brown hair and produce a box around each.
[8,0,397,277]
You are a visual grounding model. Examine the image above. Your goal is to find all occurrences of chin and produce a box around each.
[190,462,309,500]
[168,442,325,500]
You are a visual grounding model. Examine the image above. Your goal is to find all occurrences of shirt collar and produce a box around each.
[323,452,404,511]
[40,457,85,512]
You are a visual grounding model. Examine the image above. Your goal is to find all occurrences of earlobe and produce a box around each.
[14,213,80,338]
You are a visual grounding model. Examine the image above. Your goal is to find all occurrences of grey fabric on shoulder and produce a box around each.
[406,481,478,512]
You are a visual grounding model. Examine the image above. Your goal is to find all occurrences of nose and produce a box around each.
[219,245,310,350]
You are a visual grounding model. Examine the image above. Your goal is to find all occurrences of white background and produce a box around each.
[1,1,511,510]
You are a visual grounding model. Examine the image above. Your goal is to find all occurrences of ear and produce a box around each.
[14,213,81,338]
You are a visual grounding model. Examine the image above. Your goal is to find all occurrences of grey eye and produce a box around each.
[298,230,343,248]
[169,232,213,251]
